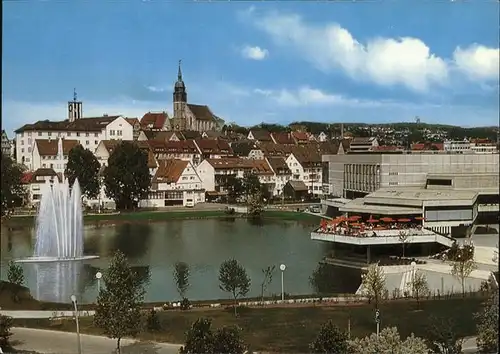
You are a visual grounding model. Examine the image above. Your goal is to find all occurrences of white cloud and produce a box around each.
[146,85,169,93]
[248,10,498,92]
[453,44,500,81]
[241,45,269,60]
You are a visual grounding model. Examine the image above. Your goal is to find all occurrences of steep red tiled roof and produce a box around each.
[411,142,444,151]
[140,112,169,130]
[266,157,291,175]
[187,104,214,121]
[194,138,233,155]
[249,130,272,142]
[205,158,273,175]
[100,140,156,168]
[271,132,295,145]
[180,130,202,140]
[125,118,140,127]
[291,131,309,142]
[15,116,124,133]
[259,142,294,157]
[30,168,59,183]
[35,139,80,156]
[21,172,33,184]
[152,159,188,183]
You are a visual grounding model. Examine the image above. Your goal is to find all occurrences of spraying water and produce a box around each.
[33,177,84,259]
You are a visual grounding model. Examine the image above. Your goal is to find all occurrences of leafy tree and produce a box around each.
[218,259,251,316]
[0,315,13,350]
[260,265,275,304]
[1,153,26,216]
[242,172,261,201]
[7,260,24,303]
[173,261,190,300]
[425,316,463,354]
[450,258,477,297]
[398,232,409,257]
[224,175,244,204]
[348,327,429,354]
[360,264,386,309]
[146,309,162,332]
[310,320,352,354]
[65,145,101,200]
[247,191,263,218]
[103,141,151,210]
[179,317,247,354]
[407,270,430,310]
[475,290,498,353]
[94,250,149,354]
[309,263,336,295]
[212,326,247,354]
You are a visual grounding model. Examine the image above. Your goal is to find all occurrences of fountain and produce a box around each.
[16,177,99,263]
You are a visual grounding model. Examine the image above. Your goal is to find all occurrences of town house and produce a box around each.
[265,157,292,197]
[194,138,233,159]
[142,159,205,207]
[147,140,201,165]
[32,138,80,174]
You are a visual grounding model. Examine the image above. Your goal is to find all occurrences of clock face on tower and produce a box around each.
[176,124,180,129]
[68,104,73,112]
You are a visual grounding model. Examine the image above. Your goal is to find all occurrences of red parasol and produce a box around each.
[351,223,362,227]
[398,218,411,222]
[374,226,387,230]
[348,215,361,221]
[380,217,394,222]
[367,218,379,223]
[414,216,425,220]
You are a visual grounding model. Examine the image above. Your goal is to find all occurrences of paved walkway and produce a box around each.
[10,327,181,354]
[0,310,94,319]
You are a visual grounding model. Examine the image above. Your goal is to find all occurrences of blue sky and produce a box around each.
[2,1,499,135]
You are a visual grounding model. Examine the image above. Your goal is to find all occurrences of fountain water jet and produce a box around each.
[16,177,99,263]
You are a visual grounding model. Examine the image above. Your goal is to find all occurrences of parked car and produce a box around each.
[309,205,321,213]
[185,199,194,208]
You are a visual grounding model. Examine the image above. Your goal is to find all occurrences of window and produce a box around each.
[86,140,89,145]
[28,138,32,145]
[94,133,99,137]
[28,132,32,136]
[76,132,80,137]
[48,132,52,136]
[110,130,115,136]
[86,132,90,137]
[117,130,123,136]
[389,182,398,186]
[38,132,42,136]
[25,157,30,162]
[94,140,98,145]
[427,179,452,186]
[67,132,71,137]
[28,147,31,153]
[21,148,24,153]
[21,140,24,145]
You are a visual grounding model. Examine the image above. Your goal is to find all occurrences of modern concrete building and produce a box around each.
[315,152,499,259]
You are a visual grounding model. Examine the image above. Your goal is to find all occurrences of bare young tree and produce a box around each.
[260,265,275,305]
[219,259,251,316]
[360,264,386,309]
[173,261,190,300]
[450,258,477,297]
[407,270,430,310]
[398,231,409,258]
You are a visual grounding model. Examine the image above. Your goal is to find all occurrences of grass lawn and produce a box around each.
[13,297,485,353]
[4,209,321,226]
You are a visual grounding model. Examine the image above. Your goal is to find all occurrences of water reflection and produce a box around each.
[28,261,83,303]
[111,223,152,258]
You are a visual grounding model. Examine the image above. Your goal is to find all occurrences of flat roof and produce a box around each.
[369,188,477,201]
[339,197,422,215]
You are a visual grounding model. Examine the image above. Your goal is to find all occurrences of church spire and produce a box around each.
[177,59,183,81]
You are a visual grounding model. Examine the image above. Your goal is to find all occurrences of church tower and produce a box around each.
[68,88,83,123]
[172,60,187,131]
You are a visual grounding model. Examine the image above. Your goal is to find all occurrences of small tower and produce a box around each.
[68,88,83,122]
[172,60,187,131]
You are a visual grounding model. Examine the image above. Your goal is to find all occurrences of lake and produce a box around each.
[1,218,336,304]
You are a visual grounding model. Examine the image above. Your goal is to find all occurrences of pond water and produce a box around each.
[0,218,343,304]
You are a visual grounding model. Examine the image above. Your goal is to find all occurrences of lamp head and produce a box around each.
[411,261,416,267]
[96,271,102,279]
[70,295,77,303]
[280,264,286,271]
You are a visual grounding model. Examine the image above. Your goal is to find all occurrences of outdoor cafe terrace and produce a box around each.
[314,215,429,238]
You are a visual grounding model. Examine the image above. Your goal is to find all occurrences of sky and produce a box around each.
[2,1,499,135]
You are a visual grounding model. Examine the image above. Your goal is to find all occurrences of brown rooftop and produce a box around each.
[140,112,169,130]
[35,139,80,156]
[152,159,189,184]
[187,104,214,121]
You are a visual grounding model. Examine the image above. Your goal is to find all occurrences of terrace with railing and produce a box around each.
[311,215,454,247]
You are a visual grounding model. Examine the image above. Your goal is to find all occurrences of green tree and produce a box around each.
[242,172,261,201]
[407,270,430,310]
[0,315,13,351]
[1,153,26,216]
[224,175,244,204]
[94,250,149,354]
[310,320,352,354]
[309,263,336,295]
[218,259,251,316]
[65,145,101,200]
[475,290,498,353]
[173,261,190,300]
[348,327,429,354]
[146,309,162,332]
[103,141,151,210]
[247,191,263,218]
[425,316,463,354]
[360,264,386,309]
[260,265,275,304]
[179,318,247,354]
[450,258,477,297]
[7,260,24,303]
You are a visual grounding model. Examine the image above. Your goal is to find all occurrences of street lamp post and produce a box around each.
[280,264,286,302]
[410,261,416,297]
[71,295,82,354]
[95,271,102,294]
[375,309,380,337]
